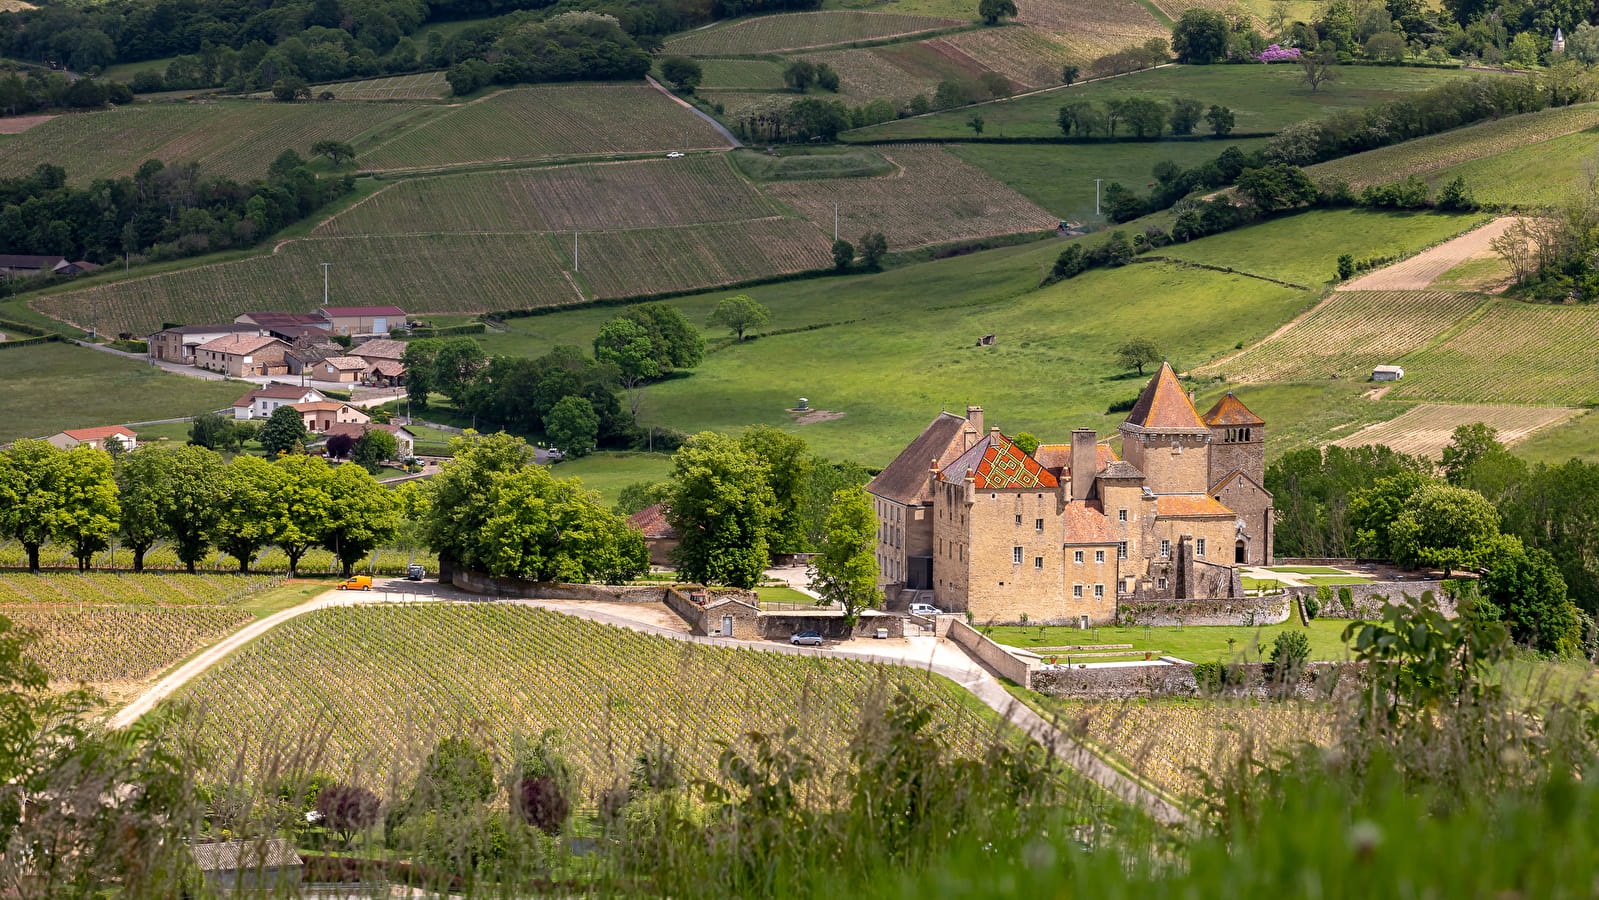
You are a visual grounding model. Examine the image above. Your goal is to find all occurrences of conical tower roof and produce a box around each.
[1201,391,1264,426]
[1122,361,1207,431]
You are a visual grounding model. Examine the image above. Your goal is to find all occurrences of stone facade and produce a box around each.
[868,365,1272,625]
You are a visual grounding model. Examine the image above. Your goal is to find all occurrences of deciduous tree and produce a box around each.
[352,429,399,474]
[421,433,538,571]
[213,456,282,573]
[270,454,335,576]
[116,447,171,572]
[1298,41,1341,92]
[310,139,356,166]
[321,462,399,577]
[810,487,881,625]
[1482,542,1581,655]
[978,0,1017,25]
[594,317,658,418]
[1390,483,1501,576]
[163,444,225,574]
[479,465,646,583]
[51,446,119,571]
[258,404,310,456]
[659,56,702,93]
[1172,8,1229,63]
[1113,337,1161,376]
[858,232,889,270]
[1169,97,1205,135]
[0,440,64,573]
[544,395,599,457]
[666,432,775,588]
[1205,103,1235,136]
[708,294,770,342]
[832,238,855,271]
[740,426,813,554]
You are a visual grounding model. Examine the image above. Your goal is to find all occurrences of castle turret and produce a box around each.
[1200,391,1266,488]
[1117,362,1211,495]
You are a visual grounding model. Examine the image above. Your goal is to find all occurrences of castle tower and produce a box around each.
[1117,362,1212,495]
[1201,392,1265,488]
[1554,27,1566,53]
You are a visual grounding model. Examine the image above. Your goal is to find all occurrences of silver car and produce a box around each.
[790,631,824,646]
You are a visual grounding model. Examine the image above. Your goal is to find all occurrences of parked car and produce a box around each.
[909,603,944,617]
[406,564,425,581]
[337,575,372,591]
[666,151,685,158]
[790,630,824,646]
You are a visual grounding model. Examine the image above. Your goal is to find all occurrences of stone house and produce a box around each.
[317,356,367,383]
[46,425,137,452]
[291,400,371,433]
[318,305,407,336]
[146,323,267,364]
[232,384,326,420]
[194,333,290,377]
[626,503,681,567]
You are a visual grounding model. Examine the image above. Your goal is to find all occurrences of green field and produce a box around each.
[663,10,962,55]
[847,64,1471,141]
[1191,381,1417,459]
[1426,125,1599,207]
[1511,409,1599,464]
[985,618,1355,662]
[0,342,246,442]
[0,101,425,183]
[546,452,676,504]
[167,603,998,783]
[685,58,789,90]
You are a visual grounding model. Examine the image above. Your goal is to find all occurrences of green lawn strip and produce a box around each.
[1241,577,1287,591]
[236,579,341,618]
[545,452,676,504]
[1263,566,1347,574]
[1295,575,1376,585]
[983,619,1355,663]
[756,586,817,604]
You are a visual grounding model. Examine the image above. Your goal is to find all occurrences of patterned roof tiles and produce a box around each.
[1123,362,1207,431]
[940,432,1058,490]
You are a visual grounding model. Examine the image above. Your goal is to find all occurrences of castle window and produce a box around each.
[1196,538,1207,557]
[1118,509,1128,522]
[1158,577,1168,590]
[1012,546,1023,564]
[1015,514,1022,525]
[1118,541,1128,559]
[1094,584,1104,598]
[1072,584,1083,598]
[1035,518,1044,531]
[1073,550,1084,564]
[1034,557,1043,569]
[1160,539,1171,558]
[1094,550,1105,564]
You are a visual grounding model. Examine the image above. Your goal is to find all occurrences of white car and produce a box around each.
[909,603,944,617]
[666,151,685,158]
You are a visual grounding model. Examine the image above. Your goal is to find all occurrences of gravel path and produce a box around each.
[1338,217,1520,291]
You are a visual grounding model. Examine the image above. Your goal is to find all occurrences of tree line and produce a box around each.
[1057,97,1235,140]
[0,67,133,116]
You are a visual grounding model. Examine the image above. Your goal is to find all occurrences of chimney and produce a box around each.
[962,424,978,451]
[966,405,984,434]
[1070,428,1096,502]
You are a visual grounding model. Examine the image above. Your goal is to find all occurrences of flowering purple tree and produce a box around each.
[1256,44,1302,62]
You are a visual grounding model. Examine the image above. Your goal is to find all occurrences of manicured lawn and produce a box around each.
[1241,577,1288,591]
[984,619,1357,662]
[545,452,675,504]
[757,586,817,604]
[0,342,247,443]
[846,65,1471,141]
[1297,575,1376,585]
[1263,566,1348,575]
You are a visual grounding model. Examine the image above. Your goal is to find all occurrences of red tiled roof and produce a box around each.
[940,432,1058,490]
[321,422,413,441]
[60,425,136,441]
[1123,362,1207,431]
[1156,494,1234,517]
[320,305,407,318]
[626,503,679,539]
[368,360,405,376]
[323,356,366,370]
[293,401,358,413]
[1201,392,1264,426]
[1032,443,1070,470]
[197,334,285,356]
[1063,500,1118,544]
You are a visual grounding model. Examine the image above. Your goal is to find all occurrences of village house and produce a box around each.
[46,425,138,452]
[319,422,416,459]
[0,254,99,279]
[146,323,268,364]
[194,333,291,377]
[867,364,1273,625]
[351,338,408,385]
[232,384,327,420]
[291,400,370,434]
[318,305,407,336]
[283,340,345,377]
[626,503,681,567]
[317,356,367,383]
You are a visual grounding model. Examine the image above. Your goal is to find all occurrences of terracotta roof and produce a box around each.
[239,312,328,327]
[1201,392,1264,427]
[1155,494,1234,517]
[60,425,136,441]
[190,839,300,872]
[627,503,679,539]
[1097,445,1119,467]
[1032,443,1071,470]
[1098,460,1144,480]
[293,400,357,413]
[1062,500,1118,544]
[939,432,1058,490]
[323,356,366,370]
[351,339,406,360]
[233,384,321,406]
[320,305,407,318]
[197,333,285,356]
[153,323,262,336]
[368,360,405,377]
[867,412,971,504]
[321,422,413,442]
[1123,362,1207,431]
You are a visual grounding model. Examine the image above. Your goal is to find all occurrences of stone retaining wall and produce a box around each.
[451,569,669,602]
[1116,595,1293,627]
[948,618,1037,687]
[1032,661,1364,700]
[1285,581,1453,618]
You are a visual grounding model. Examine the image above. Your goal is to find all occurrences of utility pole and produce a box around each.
[1094,179,1103,218]
[321,262,331,305]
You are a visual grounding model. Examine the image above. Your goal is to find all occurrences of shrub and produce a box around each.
[1269,629,1311,676]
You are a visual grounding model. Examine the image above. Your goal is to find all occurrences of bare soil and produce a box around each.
[0,114,54,134]
[1338,217,1522,291]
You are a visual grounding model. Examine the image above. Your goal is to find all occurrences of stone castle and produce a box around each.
[865,363,1274,624]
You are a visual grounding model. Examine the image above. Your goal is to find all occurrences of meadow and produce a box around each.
[662,10,962,55]
[985,618,1353,662]
[1511,409,1599,464]
[846,64,1471,141]
[355,84,733,171]
[0,101,424,183]
[168,603,999,784]
[1425,125,1599,207]
[0,342,245,443]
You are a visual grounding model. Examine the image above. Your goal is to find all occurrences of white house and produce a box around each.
[1372,365,1405,382]
[232,384,327,420]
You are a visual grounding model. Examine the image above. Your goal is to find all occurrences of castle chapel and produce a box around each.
[865,363,1273,625]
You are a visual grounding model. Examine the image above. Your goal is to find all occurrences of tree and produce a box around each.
[325,432,357,459]
[421,433,538,572]
[966,112,984,135]
[508,731,577,834]
[1122,96,1168,138]
[271,76,311,101]
[1482,543,1581,655]
[659,56,702,93]
[432,337,487,407]
[1061,64,1079,84]
[352,429,399,474]
[1170,97,1205,135]
[809,487,881,625]
[783,59,817,92]
[321,462,399,577]
[1236,163,1319,212]
[978,0,1017,25]
[1205,104,1235,136]
[1298,41,1341,92]
[258,404,310,456]
[1348,469,1431,558]
[832,239,855,272]
[212,456,281,573]
[740,425,813,554]
[594,317,658,418]
[622,303,704,372]
[544,395,599,457]
[1364,30,1406,62]
[478,465,647,583]
[1013,432,1040,454]
[188,411,241,452]
[614,480,670,516]
[1440,422,1500,485]
[270,454,335,576]
[1172,8,1230,63]
[1114,337,1161,376]
[163,444,225,574]
[116,447,171,572]
[858,232,888,270]
[401,338,442,409]
[412,736,496,813]
[51,446,119,571]
[815,63,840,92]
[316,783,381,848]
[1390,483,1501,576]
[709,294,770,342]
[666,432,776,588]
[0,440,64,573]
[310,139,356,166]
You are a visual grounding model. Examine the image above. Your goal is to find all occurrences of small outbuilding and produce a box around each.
[189,838,302,893]
[1372,365,1405,382]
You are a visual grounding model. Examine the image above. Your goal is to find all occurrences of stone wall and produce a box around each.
[451,569,668,602]
[1032,660,1364,701]
[662,586,761,637]
[1286,581,1453,618]
[756,612,904,641]
[947,618,1037,687]
[1117,595,1293,627]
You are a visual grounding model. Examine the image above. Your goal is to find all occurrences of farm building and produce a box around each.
[147,323,268,364]
[194,333,291,377]
[189,838,301,893]
[317,356,368,383]
[233,384,327,420]
[627,503,680,567]
[235,311,330,330]
[318,305,407,336]
[0,254,98,278]
[1373,365,1406,381]
[46,425,137,452]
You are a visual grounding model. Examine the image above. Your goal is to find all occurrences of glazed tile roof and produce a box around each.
[939,431,1058,490]
[1201,392,1264,427]
[1063,500,1119,544]
[1122,362,1207,431]
[626,503,679,539]
[867,412,971,504]
[1155,494,1234,517]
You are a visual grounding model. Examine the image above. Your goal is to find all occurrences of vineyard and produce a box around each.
[1389,300,1599,406]
[790,47,940,106]
[573,218,833,298]
[0,101,421,183]
[691,58,788,90]
[168,604,1000,785]
[936,26,1075,90]
[1053,700,1332,799]
[662,11,962,55]
[35,232,584,336]
[1304,102,1599,191]
[762,147,1055,247]
[313,71,450,101]
[1332,403,1579,459]
[355,85,732,172]
[7,606,253,686]
[0,540,436,578]
[1016,0,1166,60]
[1196,290,1483,383]
[0,570,280,604]
[318,156,778,235]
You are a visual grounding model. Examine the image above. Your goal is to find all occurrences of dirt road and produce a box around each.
[1339,217,1520,291]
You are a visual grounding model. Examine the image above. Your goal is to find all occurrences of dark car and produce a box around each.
[406,564,426,581]
[790,630,824,646]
